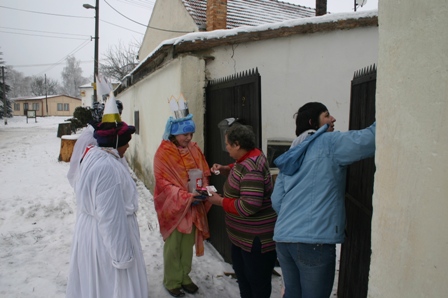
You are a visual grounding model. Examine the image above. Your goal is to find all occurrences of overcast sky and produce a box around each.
[0,0,377,82]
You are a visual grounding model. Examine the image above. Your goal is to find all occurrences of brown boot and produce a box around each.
[182,282,199,294]
[166,287,185,297]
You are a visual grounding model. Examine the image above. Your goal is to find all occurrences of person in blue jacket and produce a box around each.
[271,102,376,298]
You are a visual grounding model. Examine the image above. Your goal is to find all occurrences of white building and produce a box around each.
[78,83,94,107]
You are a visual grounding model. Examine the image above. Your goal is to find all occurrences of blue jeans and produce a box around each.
[276,242,336,298]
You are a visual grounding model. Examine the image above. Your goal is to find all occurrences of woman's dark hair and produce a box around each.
[225,124,256,151]
[168,134,178,146]
[294,102,328,136]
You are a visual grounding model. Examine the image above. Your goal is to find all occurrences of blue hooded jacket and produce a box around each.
[271,122,376,244]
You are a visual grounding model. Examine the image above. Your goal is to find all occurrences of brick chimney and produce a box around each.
[206,0,227,31]
[315,0,327,16]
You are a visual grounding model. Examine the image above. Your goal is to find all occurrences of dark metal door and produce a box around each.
[205,68,261,263]
[338,65,376,297]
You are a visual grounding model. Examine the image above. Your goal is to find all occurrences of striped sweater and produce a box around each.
[223,149,277,253]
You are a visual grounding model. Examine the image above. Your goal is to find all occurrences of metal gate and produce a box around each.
[204,68,261,263]
[338,64,377,297]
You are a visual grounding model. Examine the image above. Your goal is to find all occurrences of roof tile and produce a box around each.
[181,0,315,29]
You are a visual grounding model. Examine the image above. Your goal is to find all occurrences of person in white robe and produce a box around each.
[66,97,148,298]
[67,124,95,188]
[67,99,124,188]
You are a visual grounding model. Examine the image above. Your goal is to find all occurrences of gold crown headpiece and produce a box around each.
[168,94,189,119]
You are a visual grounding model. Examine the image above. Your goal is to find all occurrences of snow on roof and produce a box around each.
[181,0,315,29]
[11,95,81,101]
[171,10,378,46]
[114,9,377,96]
[127,10,378,78]
[79,84,93,88]
[79,81,120,88]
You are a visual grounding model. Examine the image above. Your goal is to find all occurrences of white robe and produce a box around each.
[67,125,129,189]
[66,146,148,298]
[67,125,96,188]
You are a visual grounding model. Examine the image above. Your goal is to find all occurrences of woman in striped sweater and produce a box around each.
[207,124,277,298]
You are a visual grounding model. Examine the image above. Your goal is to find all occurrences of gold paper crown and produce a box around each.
[168,94,189,119]
[102,92,122,123]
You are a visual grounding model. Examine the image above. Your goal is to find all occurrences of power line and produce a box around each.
[8,39,95,78]
[36,40,93,76]
[0,31,91,40]
[0,4,146,36]
[115,0,153,10]
[1,0,190,77]
[104,0,193,33]
[0,23,143,38]
[0,5,91,19]
[9,60,94,68]
[101,20,144,35]
[104,0,148,27]
[0,26,91,37]
[125,0,156,6]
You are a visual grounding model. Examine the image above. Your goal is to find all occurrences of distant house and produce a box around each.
[79,82,121,108]
[11,95,81,117]
[79,84,94,107]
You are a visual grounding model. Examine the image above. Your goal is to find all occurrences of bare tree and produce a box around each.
[61,56,89,97]
[5,67,32,98]
[99,40,140,82]
[30,76,60,96]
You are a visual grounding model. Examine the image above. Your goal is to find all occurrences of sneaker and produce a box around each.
[166,287,185,297]
[182,282,199,294]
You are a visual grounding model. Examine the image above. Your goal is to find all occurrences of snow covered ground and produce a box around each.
[0,116,338,297]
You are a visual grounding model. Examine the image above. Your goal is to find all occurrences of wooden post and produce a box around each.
[58,135,78,162]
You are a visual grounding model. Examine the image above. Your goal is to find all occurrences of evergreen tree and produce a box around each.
[0,79,13,119]
[0,52,12,119]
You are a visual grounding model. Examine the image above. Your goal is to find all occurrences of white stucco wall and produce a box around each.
[369,1,448,297]
[206,26,378,151]
[120,55,206,190]
[139,0,199,60]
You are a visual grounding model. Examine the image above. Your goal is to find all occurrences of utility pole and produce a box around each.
[94,0,99,104]
[83,0,99,104]
[2,66,7,124]
[45,74,48,116]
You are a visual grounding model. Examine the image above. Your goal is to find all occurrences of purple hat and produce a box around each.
[94,121,135,148]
